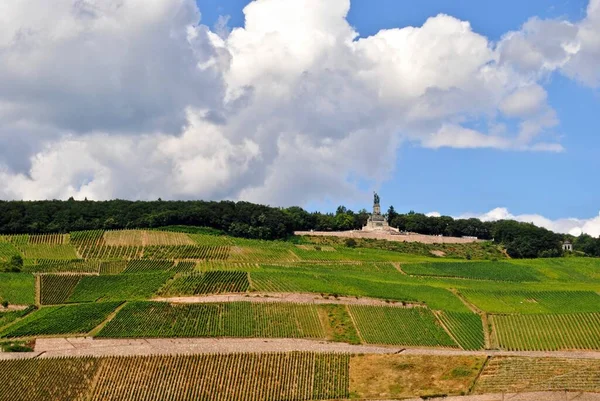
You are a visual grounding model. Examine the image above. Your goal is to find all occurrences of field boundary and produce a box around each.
[8,337,600,359]
[152,292,426,308]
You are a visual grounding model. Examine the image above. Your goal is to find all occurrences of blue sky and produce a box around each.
[196,0,599,220]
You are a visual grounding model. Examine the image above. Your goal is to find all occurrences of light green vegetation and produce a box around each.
[98,301,325,339]
[39,275,82,305]
[319,304,361,344]
[0,273,35,304]
[348,306,458,347]
[18,244,79,260]
[460,289,600,314]
[493,313,600,351]
[402,261,540,282]
[0,302,121,338]
[68,273,172,303]
[158,271,250,296]
[0,242,20,262]
[251,264,471,313]
[437,311,485,350]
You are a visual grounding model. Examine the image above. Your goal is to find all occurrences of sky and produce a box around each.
[0,0,599,236]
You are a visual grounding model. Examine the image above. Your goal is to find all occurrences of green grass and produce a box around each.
[40,275,82,305]
[402,261,540,282]
[0,302,121,338]
[319,304,361,344]
[348,306,458,347]
[158,271,250,296]
[0,273,35,305]
[98,301,325,339]
[68,273,171,303]
[437,311,485,350]
[460,289,600,314]
[493,313,600,351]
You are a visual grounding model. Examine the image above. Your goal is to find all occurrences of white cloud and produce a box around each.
[499,0,600,87]
[0,0,596,205]
[458,207,600,238]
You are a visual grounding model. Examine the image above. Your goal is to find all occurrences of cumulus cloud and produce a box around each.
[458,207,600,238]
[0,0,597,205]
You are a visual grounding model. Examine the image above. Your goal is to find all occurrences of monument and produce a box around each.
[362,192,391,231]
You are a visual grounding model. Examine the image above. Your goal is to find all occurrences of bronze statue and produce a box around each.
[373,192,380,205]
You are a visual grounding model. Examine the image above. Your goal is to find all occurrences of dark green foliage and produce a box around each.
[402,261,540,282]
[39,275,82,305]
[0,200,294,240]
[159,271,250,296]
[0,302,121,337]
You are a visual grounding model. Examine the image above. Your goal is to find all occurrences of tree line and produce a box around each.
[0,200,596,258]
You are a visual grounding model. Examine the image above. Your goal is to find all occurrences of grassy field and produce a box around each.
[402,261,540,282]
[98,301,325,339]
[0,273,35,305]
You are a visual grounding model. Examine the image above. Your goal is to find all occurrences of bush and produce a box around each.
[344,238,357,248]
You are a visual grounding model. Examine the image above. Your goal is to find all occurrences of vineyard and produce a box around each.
[0,302,121,338]
[0,306,35,330]
[493,312,600,351]
[98,301,325,339]
[473,357,600,393]
[459,289,600,314]
[348,305,458,347]
[0,353,350,401]
[437,311,485,350]
[402,261,540,282]
[158,271,250,296]
[67,273,172,303]
[39,275,83,305]
[0,357,101,401]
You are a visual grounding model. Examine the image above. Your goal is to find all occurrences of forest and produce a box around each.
[0,200,596,258]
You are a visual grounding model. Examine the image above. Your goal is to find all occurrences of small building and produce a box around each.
[562,240,573,252]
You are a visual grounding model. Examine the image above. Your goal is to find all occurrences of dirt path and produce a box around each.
[153,292,423,307]
[2,338,600,360]
[0,305,30,312]
[401,392,600,401]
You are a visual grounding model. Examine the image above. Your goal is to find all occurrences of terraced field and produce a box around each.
[493,312,600,350]
[98,301,325,339]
